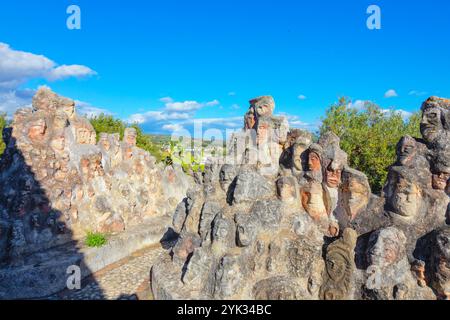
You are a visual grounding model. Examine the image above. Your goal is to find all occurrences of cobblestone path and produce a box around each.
[49,244,166,300]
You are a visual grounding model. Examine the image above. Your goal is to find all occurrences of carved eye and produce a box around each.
[428,113,437,119]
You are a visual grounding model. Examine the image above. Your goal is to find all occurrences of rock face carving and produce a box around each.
[0,87,191,266]
[363,227,414,300]
[151,95,450,300]
[429,227,450,299]
[320,228,357,300]
[420,97,450,147]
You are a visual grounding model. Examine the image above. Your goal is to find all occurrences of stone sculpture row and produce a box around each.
[151,95,450,300]
[0,88,190,266]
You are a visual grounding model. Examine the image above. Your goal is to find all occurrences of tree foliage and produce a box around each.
[319,98,421,194]
[89,114,165,162]
[0,113,8,156]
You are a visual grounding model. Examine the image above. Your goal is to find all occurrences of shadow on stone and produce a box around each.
[0,133,103,300]
[160,227,179,250]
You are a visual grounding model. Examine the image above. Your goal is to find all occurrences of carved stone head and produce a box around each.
[212,214,233,244]
[250,96,275,118]
[432,171,450,191]
[340,169,370,220]
[307,144,323,172]
[317,134,347,189]
[320,228,357,300]
[59,96,75,119]
[244,108,256,130]
[431,146,450,191]
[430,227,450,299]
[396,135,418,166]
[325,161,344,189]
[291,143,305,171]
[80,157,90,177]
[219,164,236,191]
[53,110,69,130]
[32,87,58,112]
[28,118,47,142]
[50,134,66,152]
[387,167,422,218]
[72,119,96,145]
[301,182,327,221]
[253,277,297,300]
[256,117,271,145]
[290,132,312,171]
[98,133,111,151]
[276,176,297,203]
[123,147,133,160]
[214,255,242,298]
[235,214,258,247]
[77,127,93,145]
[367,227,407,268]
[421,97,450,144]
[124,127,137,146]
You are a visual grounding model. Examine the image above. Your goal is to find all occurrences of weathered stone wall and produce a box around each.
[0,88,191,266]
[151,95,449,300]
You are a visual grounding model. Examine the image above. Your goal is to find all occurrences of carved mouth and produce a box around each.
[421,124,436,134]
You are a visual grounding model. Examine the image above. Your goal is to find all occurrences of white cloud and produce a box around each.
[278,112,313,130]
[228,92,236,96]
[75,100,112,118]
[127,97,222,131]
[205,99,220,107]
[348,100,368,110]
[0,89,34,116]
[162,123,185,132]
[397,110,413,119]
[165,101,203,112]
[48,65,97,81]
[0,43,54,89]
[128,110,191,124]
[0,42,96,88]
[381,108,412,120]
[186,116,242,126]
[160,97,174,103]
[164,98,219,112]
[0,42,97,116]
[298,94,307,100]
[384,89,398,98]
[347,99,413,120]
[231,104,240,110]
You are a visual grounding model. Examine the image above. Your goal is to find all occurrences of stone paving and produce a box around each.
[48,244,167,300]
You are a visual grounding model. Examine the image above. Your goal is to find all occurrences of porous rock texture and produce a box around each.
[151,95,450,300]
[0,88,191,298]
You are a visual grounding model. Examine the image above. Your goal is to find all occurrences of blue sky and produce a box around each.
[1,0,449,136]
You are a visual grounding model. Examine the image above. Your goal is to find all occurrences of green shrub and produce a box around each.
[85,232,108,248]
[90,114,126,141]
[0,113,8,156]
[89,114,165,162]
[319,98,421,194]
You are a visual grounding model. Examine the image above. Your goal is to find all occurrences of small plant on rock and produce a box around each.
[85,231,108,248]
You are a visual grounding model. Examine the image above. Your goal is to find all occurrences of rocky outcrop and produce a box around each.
[151,95,449,300]
[0,88,191,272]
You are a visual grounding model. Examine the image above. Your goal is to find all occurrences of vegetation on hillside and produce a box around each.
[319,98,421,194]
[89,114,166,162]
[0,113,7,156]
[88,114,207,173]
[0,102,423,190]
